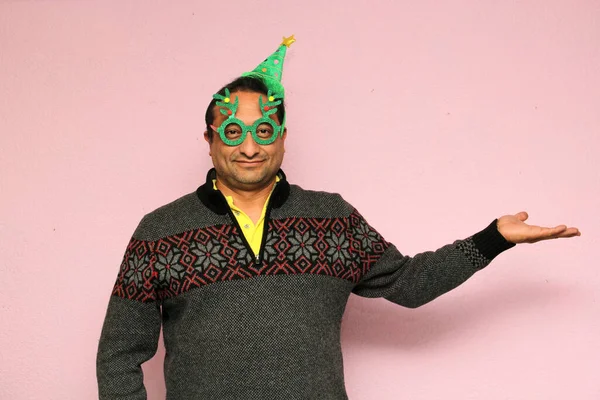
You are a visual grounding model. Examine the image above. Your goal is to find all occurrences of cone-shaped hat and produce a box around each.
[241,35,295,98]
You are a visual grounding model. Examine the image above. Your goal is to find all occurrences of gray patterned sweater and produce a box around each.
[97,169,515,400]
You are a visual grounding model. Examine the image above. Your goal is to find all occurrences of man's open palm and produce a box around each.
[497,212,581,244]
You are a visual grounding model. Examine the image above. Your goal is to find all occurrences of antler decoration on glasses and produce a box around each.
[214,88,239,117]
[258,90,281,116]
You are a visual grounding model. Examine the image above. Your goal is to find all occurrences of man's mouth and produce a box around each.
[235,159,266,165]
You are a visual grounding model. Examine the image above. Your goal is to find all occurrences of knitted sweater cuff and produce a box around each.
[471,219,516,261]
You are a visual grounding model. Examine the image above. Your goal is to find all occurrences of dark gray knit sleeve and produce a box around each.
[352,217,515,308]
[96,219,161,399]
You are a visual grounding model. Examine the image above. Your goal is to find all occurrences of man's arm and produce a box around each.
[97,228,161,400]
[351,210,579,308]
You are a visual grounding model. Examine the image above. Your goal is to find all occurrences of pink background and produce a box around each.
[1,1,598,399]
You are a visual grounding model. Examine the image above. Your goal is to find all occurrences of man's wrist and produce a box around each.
[471,219,517,261]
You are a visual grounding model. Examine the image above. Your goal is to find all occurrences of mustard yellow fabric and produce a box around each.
[213,177,279,256]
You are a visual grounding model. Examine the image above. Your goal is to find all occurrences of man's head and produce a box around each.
[204,76,287,192]
[204,76,286,143]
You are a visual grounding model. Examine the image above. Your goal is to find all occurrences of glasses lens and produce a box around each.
[256,123,275,140]
[223,123,243,140]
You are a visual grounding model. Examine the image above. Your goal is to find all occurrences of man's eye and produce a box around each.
[256,125,274,138]
[224,124,242,138]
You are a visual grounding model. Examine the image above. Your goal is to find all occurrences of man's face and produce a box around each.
[204,91,286,192]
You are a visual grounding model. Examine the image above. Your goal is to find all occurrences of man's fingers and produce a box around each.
[556,227,581,238]
[543,225,567,238]
[548,225,584,238]
[531,226,580,242]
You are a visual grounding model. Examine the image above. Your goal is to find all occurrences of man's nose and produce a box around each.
[238,131,260,157]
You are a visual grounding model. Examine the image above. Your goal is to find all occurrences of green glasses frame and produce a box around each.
[212,88,284,146]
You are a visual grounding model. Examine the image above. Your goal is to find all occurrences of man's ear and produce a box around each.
[282,127,287,140]
[203,131,212,156]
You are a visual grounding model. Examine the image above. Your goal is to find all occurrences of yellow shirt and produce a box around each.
[213,177,279,256]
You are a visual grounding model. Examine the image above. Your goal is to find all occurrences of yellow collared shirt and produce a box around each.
[213,177,279,256]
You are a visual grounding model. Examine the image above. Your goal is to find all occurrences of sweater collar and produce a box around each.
[196,168,290,215]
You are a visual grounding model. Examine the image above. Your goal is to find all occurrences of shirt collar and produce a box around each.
[214,176,280,209]
[196,168,290,215]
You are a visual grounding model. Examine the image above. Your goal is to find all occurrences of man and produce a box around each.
[97,36,580,399]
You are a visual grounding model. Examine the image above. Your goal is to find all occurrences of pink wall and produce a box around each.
[1,1,598,399]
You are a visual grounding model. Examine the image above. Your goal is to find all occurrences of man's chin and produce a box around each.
[231,171,271,187]
[216,165,279,190]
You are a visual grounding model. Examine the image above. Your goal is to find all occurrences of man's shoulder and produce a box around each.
[274,184,355,218]
[132,192,226,241]
[147,192,199,215]
[288,184,347,202]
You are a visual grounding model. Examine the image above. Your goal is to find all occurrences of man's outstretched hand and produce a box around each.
[497,212,581,244]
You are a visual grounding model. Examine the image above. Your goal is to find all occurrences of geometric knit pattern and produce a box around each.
[112,210,390,303]
[457,238,489,269]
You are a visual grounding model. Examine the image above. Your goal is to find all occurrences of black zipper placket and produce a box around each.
[221,192,274,266]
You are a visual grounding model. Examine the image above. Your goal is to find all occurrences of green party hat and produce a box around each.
[242,35,295,99]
